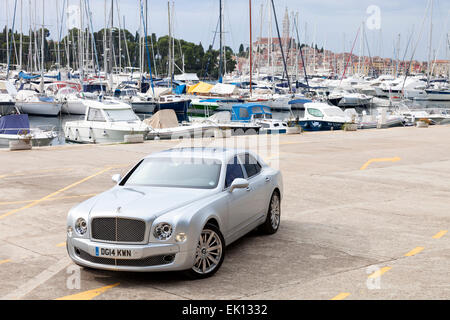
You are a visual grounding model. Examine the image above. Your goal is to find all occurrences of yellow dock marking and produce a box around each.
[360,157,401,170]
[331,292,350,300]
[56,242,66,247]
[368,267,392,279]
[0,194,98,206]
[432,230,448,239]
[0,167,114,220]
[404,247,424,257]
[0,259,11,265]
[55,283,120,300]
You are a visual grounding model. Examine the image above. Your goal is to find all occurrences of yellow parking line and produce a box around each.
[0,259,11,265]
[432,230,448,239]
[404,247,424,257]
[0,194,98,206]
[360,157,401,170]
[0,167,114,220]
[331,292,350,300]
[55,283,120,300]
[368,267,392,279]
[0,168,74,179]
[56,242,66,247]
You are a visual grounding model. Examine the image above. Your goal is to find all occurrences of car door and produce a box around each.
[225,156,258,237]
[239,153,267,218]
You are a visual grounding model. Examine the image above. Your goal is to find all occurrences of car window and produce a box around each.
[239,154,262,178]
[225,156,244,188]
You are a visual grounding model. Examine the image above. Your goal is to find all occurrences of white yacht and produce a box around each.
[64,100,150,144]
[15,90,62,116]
[289,102,349,131]
[0,80,17,115]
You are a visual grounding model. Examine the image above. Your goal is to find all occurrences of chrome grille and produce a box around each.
[91,217,146,243]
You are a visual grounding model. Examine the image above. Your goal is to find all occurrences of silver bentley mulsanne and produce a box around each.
[66,147,283,278]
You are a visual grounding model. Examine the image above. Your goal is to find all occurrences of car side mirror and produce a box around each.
[112,174,121,184]
[229,178,249,192]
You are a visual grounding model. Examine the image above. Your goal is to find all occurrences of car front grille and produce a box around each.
[91,217,146,243]
[75,248,175,267]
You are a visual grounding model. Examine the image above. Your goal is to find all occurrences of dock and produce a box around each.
[0,125,449,300]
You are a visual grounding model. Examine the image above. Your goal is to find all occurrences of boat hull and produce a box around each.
[297,120,345,131]
[17,102,62,116]
[64,123,148,144]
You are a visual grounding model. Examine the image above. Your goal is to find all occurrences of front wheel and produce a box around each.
[260,191,281,234]
[184,224,225,279]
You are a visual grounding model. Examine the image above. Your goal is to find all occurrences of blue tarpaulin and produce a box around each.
[174,84,186,94]
[0,114,30,135]
[18,71,41,80]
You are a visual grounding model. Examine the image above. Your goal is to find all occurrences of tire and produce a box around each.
[184,224,225,280]
[260,191,281,235]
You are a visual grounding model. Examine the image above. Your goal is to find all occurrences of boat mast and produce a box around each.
[427,0,433,85]
[249,0,253,96]
[19,0,22,70]
[40,0,44,93]
[219,0,223,83]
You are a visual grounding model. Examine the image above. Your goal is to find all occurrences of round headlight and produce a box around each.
[75,218,87,235]
[154,223,173,241]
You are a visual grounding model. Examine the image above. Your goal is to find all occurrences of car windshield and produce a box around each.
[104,109,140,122]
[123,157,222,189]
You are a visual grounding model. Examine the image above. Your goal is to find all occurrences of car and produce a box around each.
[66,147,283,278]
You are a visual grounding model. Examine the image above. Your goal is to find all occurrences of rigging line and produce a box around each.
[7,0,18,80]
[339,25,361,88]
[203,16,220,79]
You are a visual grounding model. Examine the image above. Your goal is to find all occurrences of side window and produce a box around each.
[239,108,249,119]
[225,156,244,188]
[87,108,105,121]
[239,154,262,179]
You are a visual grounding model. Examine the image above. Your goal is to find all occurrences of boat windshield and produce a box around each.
[307,108,324,118]
[324,108,345,117]
[123,157,222,189]
[104,109,140,122]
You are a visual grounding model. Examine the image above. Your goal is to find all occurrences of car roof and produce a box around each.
[145,147,256,162]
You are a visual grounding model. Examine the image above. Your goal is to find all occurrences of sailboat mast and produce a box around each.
[427,0,433,84]
[219,0,223,83]
[249,0,253,96]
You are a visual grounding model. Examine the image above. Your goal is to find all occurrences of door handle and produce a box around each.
[265,177,271,182]
[246,187,251,191]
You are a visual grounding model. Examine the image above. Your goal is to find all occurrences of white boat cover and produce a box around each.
[174,73,200,82]
[146,87,172,98]
[208,111,231,123]
[210,83,239,95]
[144,109,179,129]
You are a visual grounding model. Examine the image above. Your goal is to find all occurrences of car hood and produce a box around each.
[88,186,216,221]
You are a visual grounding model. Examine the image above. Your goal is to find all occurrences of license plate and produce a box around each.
[95,247,135,258]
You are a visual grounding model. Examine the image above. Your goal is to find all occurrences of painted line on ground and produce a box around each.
[55,283,120,300]
[368,266,392,279]
[360,157,401,170]
[0,167,114,220]
[1,257,72,300]
[0,194,98,206]
[404,247,424,257]
[0,168,75,179]
[0,259,11,265]
[432,230,447,239]
[56,242,66,247]
[331,292,350,300]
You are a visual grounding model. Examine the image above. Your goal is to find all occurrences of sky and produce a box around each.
[1,0,449,62]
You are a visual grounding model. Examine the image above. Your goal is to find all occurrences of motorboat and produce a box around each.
[15,90,62,116]
[344,108,404,129]
[231,103,288,134]
[289,102,349,131]
[144,109,217,140]
[328,88,372,108]
[0,113,58,147]
[64,99,150,144]
[113,87,155,114]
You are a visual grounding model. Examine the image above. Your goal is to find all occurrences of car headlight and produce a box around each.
[67,226,73,237]
[153,223,173,241]
[75,218,87,235]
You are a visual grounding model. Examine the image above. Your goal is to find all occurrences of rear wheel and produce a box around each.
[185,224,225,279]
[260,191,281,234]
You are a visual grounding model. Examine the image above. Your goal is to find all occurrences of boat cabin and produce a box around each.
[84,101,141,123]
[231,103,273,122]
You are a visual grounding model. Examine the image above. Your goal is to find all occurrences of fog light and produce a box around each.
[175,233,187,243]
[75,218,87,235]
[67,226,73,237]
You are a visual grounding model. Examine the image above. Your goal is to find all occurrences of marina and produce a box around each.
[0,0,449,304]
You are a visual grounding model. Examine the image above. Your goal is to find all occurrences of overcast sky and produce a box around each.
[1,0,449,61]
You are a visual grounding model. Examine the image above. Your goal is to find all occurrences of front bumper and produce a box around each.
[67,237,196,272]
